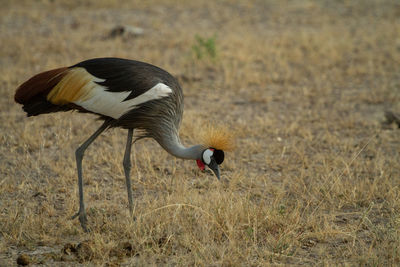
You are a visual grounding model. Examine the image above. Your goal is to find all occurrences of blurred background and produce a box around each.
[1,0,399,265]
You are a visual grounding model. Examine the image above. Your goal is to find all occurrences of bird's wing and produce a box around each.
[14,58,172,119]
[58,58,176,119]
[15,58,178,119]
[73,58,174,99]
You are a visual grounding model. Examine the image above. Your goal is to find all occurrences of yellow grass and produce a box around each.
[1,0,400,265]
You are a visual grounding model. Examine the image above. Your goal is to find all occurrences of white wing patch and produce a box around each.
[73,82,173,119]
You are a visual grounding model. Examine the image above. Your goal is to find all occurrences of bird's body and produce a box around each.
[15,58,183,148]
[15,58,232,231]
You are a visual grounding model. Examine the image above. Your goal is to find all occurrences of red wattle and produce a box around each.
[196,159,205,170]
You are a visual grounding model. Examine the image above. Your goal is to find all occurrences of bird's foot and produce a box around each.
[128,206,137,222]
[71,210,90,232]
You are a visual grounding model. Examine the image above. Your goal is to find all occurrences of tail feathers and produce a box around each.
[15,67,68,104]
[22,96,72,117]
[15,67,69,116]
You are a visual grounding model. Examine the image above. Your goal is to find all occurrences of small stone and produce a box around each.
[384,110,400,128]
[109,25,144,38]
[16,254,30,266]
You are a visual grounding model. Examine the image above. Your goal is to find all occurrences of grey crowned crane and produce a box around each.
[14,58,233,232]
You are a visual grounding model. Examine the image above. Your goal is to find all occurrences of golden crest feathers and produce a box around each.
[200,124,235,151]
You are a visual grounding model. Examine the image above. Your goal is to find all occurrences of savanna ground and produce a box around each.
[1,0,399,266]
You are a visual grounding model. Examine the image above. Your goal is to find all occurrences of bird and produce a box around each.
[14,57,233,231]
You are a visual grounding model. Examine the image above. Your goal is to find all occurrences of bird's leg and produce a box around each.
[123,128,134,216]
[71,120,110,232]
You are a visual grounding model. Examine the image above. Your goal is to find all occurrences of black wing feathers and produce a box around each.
[72,58,178,101]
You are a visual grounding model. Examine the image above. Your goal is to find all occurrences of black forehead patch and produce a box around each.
[213,149,224,165]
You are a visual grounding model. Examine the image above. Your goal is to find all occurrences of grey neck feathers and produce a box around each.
[160,135,204,160]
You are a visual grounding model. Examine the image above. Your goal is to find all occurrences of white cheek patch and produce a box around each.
[202,149,214,165]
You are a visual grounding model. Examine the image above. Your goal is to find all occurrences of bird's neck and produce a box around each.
[161,135,204,160]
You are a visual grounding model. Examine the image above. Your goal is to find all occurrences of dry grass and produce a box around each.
[1,0,400,265]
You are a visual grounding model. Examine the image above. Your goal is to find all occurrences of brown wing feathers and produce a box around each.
[14,67,71,116]
[14,66,100,117]
[15,67,68,104]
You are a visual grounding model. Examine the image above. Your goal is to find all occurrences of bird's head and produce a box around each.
[196,125,235,180]
[196,148,224,179]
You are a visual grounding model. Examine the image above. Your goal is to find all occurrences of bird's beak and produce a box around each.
[208,158,221,180]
